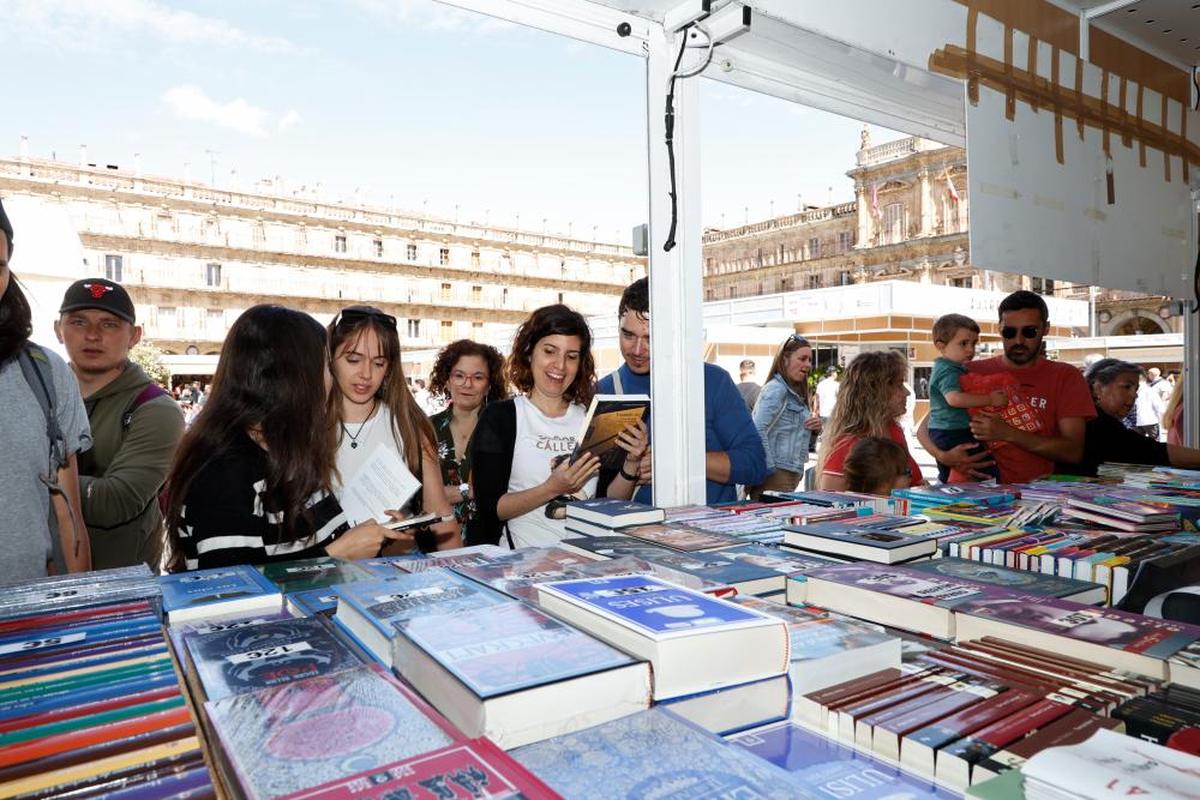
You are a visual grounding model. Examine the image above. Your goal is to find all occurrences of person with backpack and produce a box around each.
[0,197,93,581]
[55,278,184,570]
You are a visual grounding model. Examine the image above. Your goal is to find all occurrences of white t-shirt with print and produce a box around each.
[506,395,596,549]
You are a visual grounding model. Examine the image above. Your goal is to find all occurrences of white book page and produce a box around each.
[1023,729,1200,799]
[340,445,421,525]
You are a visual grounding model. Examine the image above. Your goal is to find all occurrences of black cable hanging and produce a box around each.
[662,25,691,253]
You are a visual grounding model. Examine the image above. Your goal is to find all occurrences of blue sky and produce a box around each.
[4,0,904,242]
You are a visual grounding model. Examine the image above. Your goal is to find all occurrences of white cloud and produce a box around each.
[163,85,272,137]
[278,110,303,132]
[8,0,294,54]
[349,0,514,35]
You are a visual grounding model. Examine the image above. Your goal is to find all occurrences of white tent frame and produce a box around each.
[435,0,1200,502]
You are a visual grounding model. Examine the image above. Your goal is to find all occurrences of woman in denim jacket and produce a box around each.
[749,334,822,498]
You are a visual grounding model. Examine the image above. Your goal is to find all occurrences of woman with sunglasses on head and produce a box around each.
[165,305,403,570]
[327,306,460,552]
[748,334,822,498]
[472,304,647,549]
[816,350,925,491]
[427,340,508,545]
[1057,358,1200,477]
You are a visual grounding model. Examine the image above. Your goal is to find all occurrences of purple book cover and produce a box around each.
[954,593,1200,659]
[804,563,1006,608]
[450,547,594,602]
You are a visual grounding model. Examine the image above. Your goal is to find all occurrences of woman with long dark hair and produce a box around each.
[165,305,400,570]
[749,333,822,497]
[327,306,459,551]
[427,339,508,543]
[471,304,646,548]
[0,199,92,581]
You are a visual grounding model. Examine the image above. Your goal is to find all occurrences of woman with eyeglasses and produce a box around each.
[748,334,822,498]
[815,350,925,491]
[165,305,403,570]
[471,304,647,549]
[1057,358,1200,477]
[427,340,509,545]
[327,306,460,551]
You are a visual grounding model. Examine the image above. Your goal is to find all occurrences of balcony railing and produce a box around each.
[856,136,950,167]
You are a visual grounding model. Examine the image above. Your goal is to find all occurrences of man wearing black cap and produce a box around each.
[56,278,184,569]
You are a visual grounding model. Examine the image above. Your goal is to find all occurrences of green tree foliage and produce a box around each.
[130,341,171,388]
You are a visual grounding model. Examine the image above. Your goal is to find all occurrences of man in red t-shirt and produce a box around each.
[918,291,1095,483]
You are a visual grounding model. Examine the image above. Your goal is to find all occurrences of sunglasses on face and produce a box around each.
[336,307,397,330]
[1000,325,1042,340]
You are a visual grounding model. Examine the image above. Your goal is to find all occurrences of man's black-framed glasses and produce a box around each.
[1000,325,1041,340]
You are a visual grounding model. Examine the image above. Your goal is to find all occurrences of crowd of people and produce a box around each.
[2,194,1196,582]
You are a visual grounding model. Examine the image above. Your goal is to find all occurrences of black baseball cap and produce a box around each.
[59,278,136,324]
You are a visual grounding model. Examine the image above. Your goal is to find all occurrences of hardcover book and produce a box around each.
[511,708,808,800]
[260,558,371,594]
[569,394,650,471]
[565,497,663,528]
[558,537,782,595]
[953,593,1200,679]
[536,574,789,700]
[393,601,649,748]
[803,563,1004,639]
[277,738,561,800]
[621,523,743,552]
[185,617,362,701]
[568,555,739,598]
[157,565,281,622]
[783,520,941,563]
[904,557,1107,604]
[735,596,901,695]
[206,664,458,800]
[730,720,958,798]
[449,547,594,602]
[333,570,510,663]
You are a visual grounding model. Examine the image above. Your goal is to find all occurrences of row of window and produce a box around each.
[705,231,858,276]
[105,255,222,288]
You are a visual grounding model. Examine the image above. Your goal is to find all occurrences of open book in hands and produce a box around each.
[569,394,650,471]
[340,445,422,525]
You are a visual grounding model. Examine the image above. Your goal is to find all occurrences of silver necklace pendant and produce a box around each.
[350,441,358,449]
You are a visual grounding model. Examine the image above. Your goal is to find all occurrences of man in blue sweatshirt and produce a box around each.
[597,278,768,505]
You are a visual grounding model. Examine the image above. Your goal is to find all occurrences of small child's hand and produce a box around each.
[988,389,1008,407]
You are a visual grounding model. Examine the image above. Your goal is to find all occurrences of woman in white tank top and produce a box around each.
[327,306,460,552]
[471,304,647,549]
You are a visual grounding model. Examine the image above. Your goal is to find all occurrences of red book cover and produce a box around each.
[278,738,561,800]
[0,706,191,769]
[938,696,1076,763]
[0,601,157,637]
[817,666,942,714]
[958,639,1148,697]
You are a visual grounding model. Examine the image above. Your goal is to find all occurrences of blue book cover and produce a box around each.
[0,613,162,659]
[396,601,636,699]
[206,664,457,800]
[158,565,280,614]
[730,721,957,798]
[288,587,342,616]
[0,640,170,684]
[538,575,776,639]
[450,546,599,602]
[186,617,362,701]
[334,570,510,638]
[566,498,664,525]
[512,708,807,799]
[354,553,429,578]
[564,537,782,589]
[0,670,179,721]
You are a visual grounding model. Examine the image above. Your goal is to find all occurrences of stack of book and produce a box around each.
[1113,682,1200,744]
[563,498,664,537]
[892,484,1020,515]
[159,563,283,622]
[1018,728,1199,799]
[449,546,597,602]
[793,636,1154,789]
[768,489,904,515]
[0,572,213,798]
[558,536,785,596]
[1060,495,1182,532]
[783,514,960,564]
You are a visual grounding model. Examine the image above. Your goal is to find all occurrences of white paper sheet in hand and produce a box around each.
[341,445,421,525]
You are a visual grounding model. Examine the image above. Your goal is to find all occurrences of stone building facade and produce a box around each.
[0,147,642,377]
[702,130,1180,338]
